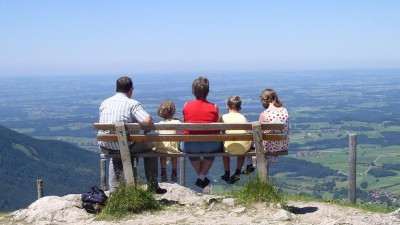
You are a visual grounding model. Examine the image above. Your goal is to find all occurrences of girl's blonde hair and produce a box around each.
[157,99,176,119]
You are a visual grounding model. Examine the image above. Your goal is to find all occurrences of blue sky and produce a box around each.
[1,1,399,76]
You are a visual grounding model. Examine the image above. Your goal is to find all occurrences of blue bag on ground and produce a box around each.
[81,186,108,213]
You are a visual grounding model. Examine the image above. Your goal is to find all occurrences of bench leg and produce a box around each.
[252,121,269,182]
[100,158,107,190]
[256,151,269,182]
[179,157,186,186]
[133,157,138,186]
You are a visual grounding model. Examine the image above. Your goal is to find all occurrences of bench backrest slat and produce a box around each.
[96,133,287,142]
[93,122,285,131]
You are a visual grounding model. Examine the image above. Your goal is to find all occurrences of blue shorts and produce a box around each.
[180,141,223,161]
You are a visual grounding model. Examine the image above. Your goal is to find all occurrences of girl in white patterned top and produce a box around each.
[259,89,289,164]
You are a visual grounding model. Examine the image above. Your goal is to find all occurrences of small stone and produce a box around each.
[274,209,293,221]
[194,210,205,216]
[208,202,218,211]
[231,207,246,213]
[222,198,236,206]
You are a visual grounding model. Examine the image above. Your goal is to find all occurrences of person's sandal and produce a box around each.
[202,177,210,188]
[155,187,167,194]
[195,178,203,188]
[195,177,211,188]
[230,174,240,184]
[221,174,232,184]
[241,164,255,175]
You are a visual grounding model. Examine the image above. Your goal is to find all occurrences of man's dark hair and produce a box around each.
[192,77,209,100]
[116,76,133,93]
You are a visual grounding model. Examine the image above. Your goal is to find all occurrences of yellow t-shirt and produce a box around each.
[221,112,251,154]
[154,119,181,153]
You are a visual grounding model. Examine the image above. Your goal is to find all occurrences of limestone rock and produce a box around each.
[390,208,400,218]
[273,209,294,221]
[155,183,222,206]
[11,194,92,224]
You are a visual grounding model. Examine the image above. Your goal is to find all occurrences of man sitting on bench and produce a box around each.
[98,76,167,194]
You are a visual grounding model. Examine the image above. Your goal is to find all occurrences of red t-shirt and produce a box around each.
[182,99,220,134]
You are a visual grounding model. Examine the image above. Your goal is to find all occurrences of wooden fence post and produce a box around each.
[252,121,268,182]
[348,133,357,204]
[37,179,43,199]
[115,122,136,186]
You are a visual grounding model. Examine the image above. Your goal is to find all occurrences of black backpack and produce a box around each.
[81,186,108,213]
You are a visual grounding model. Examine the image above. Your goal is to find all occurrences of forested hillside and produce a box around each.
[0,125,100,212]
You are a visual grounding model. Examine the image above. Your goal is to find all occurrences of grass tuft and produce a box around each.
[229,175,285,206]
[96,184,162,220]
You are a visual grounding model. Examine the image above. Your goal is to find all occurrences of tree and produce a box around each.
[360,181,368,189]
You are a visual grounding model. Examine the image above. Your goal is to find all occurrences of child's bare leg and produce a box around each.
[236,156,246,173]
[171,157,178,182]
[160,157,167,169]
[230,156,245,184]
[242,156,256,175]
[160,157,168,182]
[221,156,231,183]
[171,157,178,170]
[222,156,230,172]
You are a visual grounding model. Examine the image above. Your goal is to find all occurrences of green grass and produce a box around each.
[12,143,31,157]
[48,126,65,131]
[96,184,162,220]
[66,122,93,130]
[12,128,35,133]
[227,175,285,206]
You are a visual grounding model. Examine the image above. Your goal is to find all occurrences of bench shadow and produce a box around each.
[287,206,319,214]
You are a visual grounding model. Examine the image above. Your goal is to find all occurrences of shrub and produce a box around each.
[360,181,368,189]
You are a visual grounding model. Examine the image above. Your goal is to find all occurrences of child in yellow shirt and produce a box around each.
[221,96,251,184]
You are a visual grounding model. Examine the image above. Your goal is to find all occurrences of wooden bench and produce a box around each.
[94,122,288,190]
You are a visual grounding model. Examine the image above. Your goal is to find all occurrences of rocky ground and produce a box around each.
[3,183,400,225]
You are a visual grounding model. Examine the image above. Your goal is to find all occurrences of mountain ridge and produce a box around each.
[0,124,100,212]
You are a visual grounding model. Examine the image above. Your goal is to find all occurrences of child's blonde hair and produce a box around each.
[227,96,242,111]
[157,99,176,119]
